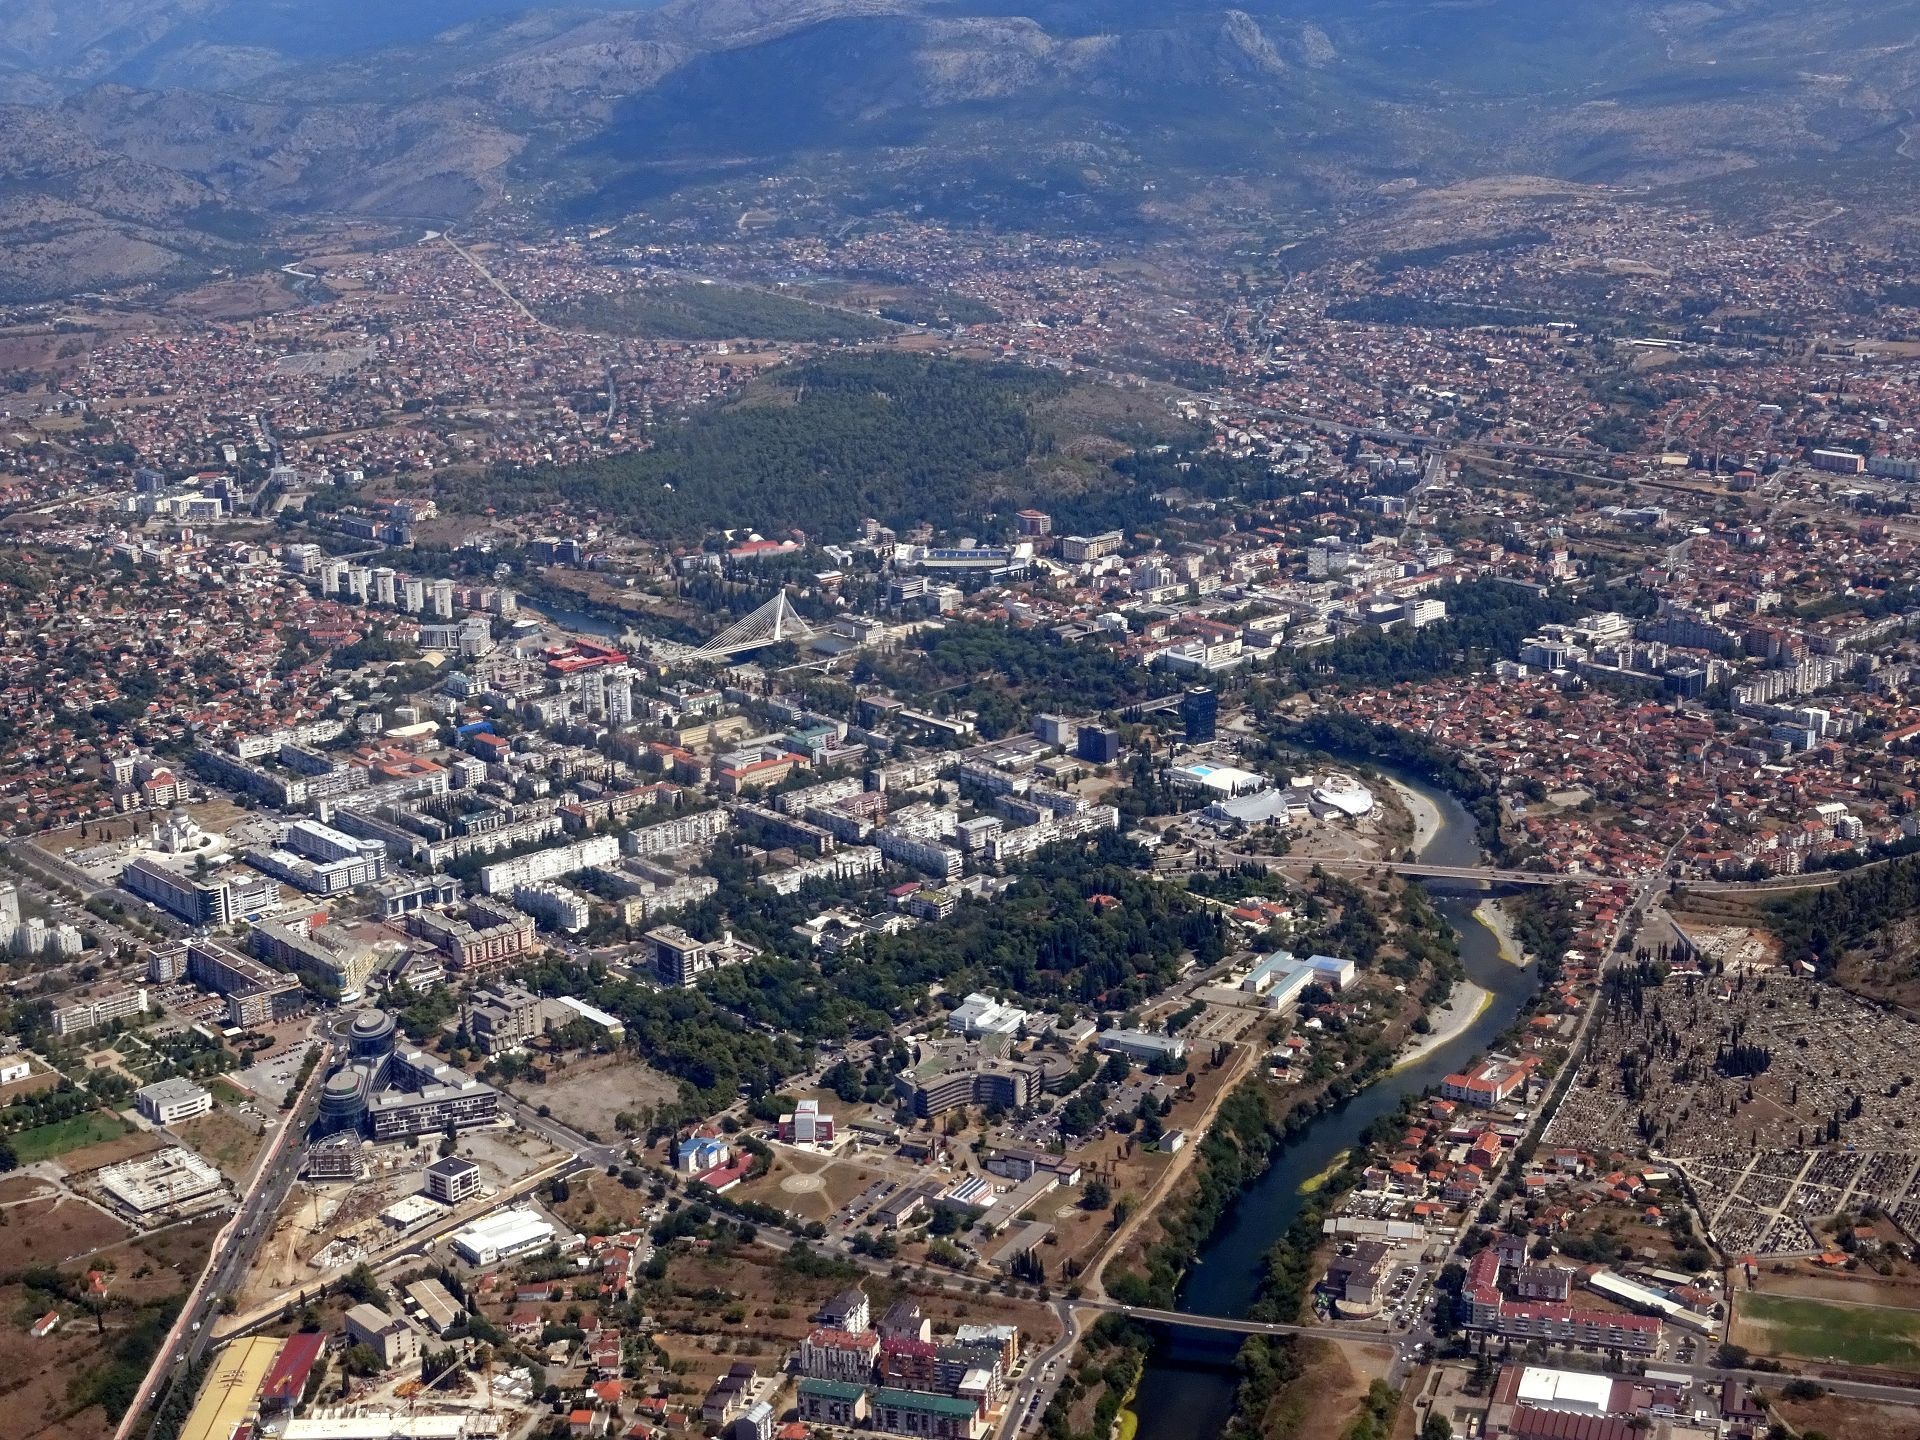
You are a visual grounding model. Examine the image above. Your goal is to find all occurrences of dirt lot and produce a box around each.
[1771,1391,1920,1440]
[0,1218,217,1440]
[163,274,302,321]
[0,1174,57,1204]
[175,1107,269,1182]
[551,1167,656,1234]
[0,1195,131,1270]
[0,1068,61,1099]
[514,1054,679,1141]
[56,1127,166,1175]
[1239,1337,1387,1440]
[0,1310,124,1440]
[1750,1258,1920,1308]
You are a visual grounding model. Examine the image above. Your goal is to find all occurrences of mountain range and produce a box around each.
[1,0,1916,298]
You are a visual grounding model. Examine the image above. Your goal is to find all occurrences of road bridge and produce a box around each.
[1088,1301,1363,1341]
[1257,855,1613,887]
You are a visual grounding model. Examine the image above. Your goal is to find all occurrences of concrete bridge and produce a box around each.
[1266,857,1601,887]
[1088,1301,1372,1341]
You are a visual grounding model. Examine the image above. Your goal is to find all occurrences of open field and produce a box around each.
[541,281,894,343]
[11,1111,132,1165]
[516,1054,679,1142]
[1770,1390,1920,1440]
[1734,1292,1920,1368]
[174,1108,269,1181]
[1749,1256,1920,1308]
[730,1146,890,1225]
[0,1194,132,1270]
[209,1076,250,1106]
[55,1126,164,1173]
[0,1217,216,1440]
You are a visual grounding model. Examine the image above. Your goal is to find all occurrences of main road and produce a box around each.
[122,1029,334,1440]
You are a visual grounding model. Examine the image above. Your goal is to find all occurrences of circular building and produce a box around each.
[348,1008,397,1061]
[317,1068,370,1135]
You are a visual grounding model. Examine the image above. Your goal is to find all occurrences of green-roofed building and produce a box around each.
[870,1386,987,1439]
[796,1378,868,1428]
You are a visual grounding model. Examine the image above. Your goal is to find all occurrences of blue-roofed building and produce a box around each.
[676,1134,730,1173]
[1241,950,1355,1009]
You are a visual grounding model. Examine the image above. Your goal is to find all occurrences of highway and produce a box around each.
[122,1030,333,1440]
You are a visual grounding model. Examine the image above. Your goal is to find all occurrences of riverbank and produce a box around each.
[1383,776,1443,857]
[1297,1150,1351,1196]
[1392,980,1492,1073]
[1129,768,1540,1440]
[1474,898,1530,967]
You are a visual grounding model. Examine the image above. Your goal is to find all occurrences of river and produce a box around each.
[1128,769,1539,1439]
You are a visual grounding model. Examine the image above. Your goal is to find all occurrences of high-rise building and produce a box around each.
[1180,686,1218,744]
[1076,725,1120,765]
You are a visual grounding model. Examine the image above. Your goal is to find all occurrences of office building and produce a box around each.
[136,1077,213,1126]
[466,982,545,1053]
[646,925,756,987]
[1180,686,1218,744]
[1095,1029,1187,1066]
[1075,725,1120,764]
[423,1155,482,1206]
[779,1098,835,1144]
[897,1045,1040,1118]
[317,1009,501,1140]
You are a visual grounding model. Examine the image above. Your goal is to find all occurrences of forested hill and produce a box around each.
[457,353,1070,541]
[1766,852,1920,996]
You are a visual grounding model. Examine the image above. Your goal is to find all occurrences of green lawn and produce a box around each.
[10,1110,133,1164]
[1742,1292,1920,1368]
[209,1076,249,1106]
